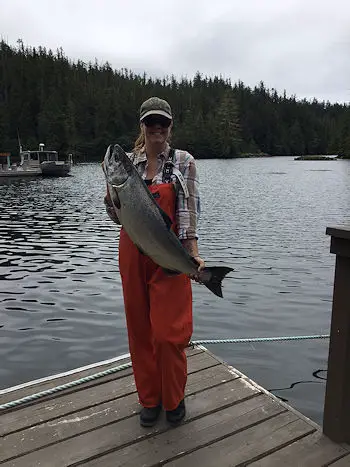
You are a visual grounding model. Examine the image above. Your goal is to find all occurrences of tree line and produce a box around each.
[0,40,349,161]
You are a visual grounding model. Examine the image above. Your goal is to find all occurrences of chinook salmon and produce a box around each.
[102,144,233,297]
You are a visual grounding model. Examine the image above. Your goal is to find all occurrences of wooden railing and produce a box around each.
[323,226,350,444]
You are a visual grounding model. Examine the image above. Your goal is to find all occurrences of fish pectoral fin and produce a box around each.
[107,184,121,209]
[162,268,181,276]
[158,207,173,230]
[111,193,121,209]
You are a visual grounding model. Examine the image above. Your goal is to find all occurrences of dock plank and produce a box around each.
[1,345,348,467]
[81,396,285,467]
[330,454,350,465]
[0,370,135,436]
[0,369,252,463]
[166,412,315,467]
[249,430,350,466]
[1,351,220,437]
[24,394,279,467]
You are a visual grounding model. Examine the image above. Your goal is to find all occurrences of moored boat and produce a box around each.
[40,160,71,177]
[0,144,73,178]
[24,144,73,177]
[0,151,41,177]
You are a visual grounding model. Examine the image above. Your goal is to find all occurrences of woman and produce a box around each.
[104,96,204,427]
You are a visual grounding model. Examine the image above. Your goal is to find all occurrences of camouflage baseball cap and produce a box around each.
[139,97,172,121]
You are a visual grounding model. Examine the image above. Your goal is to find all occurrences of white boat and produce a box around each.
[22,144,73,177]
[0,144,73,178]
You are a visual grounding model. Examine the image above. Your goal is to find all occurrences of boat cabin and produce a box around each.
[20,144,59,167]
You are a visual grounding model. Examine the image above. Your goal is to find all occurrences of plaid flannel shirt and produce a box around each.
[130,144,200,240]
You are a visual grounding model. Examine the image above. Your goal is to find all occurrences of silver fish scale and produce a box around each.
[114,172,198,275]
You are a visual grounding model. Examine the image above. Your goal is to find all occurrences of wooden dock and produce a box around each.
[1,345,349,467]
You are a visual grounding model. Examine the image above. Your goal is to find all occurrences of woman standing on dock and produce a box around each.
[104,97,204,427]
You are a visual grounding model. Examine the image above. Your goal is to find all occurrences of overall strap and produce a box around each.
[162,148,175,183]
[162,148,189,199]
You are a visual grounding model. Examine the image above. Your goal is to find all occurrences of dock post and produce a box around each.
[323,226,350,443]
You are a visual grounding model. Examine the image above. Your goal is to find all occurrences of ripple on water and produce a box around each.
[1,160,349,425]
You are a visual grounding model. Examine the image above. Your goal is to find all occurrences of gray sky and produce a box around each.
[1,0,350,103]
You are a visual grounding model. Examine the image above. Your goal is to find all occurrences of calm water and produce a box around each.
[1,157,349,425]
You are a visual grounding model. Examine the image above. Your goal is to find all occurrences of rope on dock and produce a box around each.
[0,362,133,411]
[0,333,329,411]
[190,334,330,345]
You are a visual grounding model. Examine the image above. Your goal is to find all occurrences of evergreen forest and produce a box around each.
[1,40,349,161]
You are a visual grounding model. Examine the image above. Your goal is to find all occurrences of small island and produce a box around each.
[294,155,338,161]
[239,152,272,158]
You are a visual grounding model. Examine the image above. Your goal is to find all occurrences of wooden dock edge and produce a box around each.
[0,352,131,396]
[0,347,204,405]
[198,344,322,431]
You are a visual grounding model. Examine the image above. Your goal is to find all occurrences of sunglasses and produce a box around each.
[142,116,172,128]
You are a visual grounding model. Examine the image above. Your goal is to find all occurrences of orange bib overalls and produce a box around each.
[118,182,193,411]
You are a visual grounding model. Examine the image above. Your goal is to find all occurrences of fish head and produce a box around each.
[103,144,133,188]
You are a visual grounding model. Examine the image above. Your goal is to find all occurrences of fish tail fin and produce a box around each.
[202,266,233,298]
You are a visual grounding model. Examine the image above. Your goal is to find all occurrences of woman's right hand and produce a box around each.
[189,255,205,282]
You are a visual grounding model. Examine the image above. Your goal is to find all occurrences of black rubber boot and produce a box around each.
[140,404,162,427]
[166,399,186,426]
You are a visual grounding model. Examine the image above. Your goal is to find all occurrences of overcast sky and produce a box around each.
[1,0,349,103]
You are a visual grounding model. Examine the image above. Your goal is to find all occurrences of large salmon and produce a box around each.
[103,144,233,297]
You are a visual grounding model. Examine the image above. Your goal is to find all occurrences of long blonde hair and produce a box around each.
[133,128,145,152]
[133,124,172,153]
